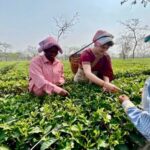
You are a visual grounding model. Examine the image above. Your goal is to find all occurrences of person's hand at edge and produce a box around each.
[119,95,130,103]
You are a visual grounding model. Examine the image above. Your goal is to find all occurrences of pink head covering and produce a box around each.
[38,36,63,53]
[93,30,114,47]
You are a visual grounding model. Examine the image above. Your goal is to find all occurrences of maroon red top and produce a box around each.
[80,48,114,81]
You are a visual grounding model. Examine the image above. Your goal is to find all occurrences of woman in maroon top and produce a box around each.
[74,30,120,93]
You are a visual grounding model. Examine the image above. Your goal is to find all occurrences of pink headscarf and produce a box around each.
[93,30,114,47]
[38,36,63,53]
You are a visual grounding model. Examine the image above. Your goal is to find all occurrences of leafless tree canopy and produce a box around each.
[119,19,149,58]
[117,34,132,59]
[27,45,37,57]
[53,12,79,41]
[121,0,150,7]
[0,42,12,61]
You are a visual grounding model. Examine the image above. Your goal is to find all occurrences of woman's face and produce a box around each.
[44,46,59,62]
[94,44,110,55]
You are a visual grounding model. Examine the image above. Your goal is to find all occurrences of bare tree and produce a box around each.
[120,19,149,58]
[0,42,12,61]
[136,37,150,57]
[27,45,37,57]
[121,0,150,7]
[117,35,132,59]
[53,12,79,41]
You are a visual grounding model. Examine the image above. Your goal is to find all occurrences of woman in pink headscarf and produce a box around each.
[29,36,69,96]
[74,30,120,93]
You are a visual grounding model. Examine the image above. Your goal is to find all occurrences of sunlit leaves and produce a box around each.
[0,59,149,149]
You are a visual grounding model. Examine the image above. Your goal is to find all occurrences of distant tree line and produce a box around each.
[0,17,150,61]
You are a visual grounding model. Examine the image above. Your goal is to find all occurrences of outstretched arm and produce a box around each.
[119,95,150,141]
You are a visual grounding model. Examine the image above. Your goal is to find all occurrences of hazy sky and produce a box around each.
[0,0,149,53]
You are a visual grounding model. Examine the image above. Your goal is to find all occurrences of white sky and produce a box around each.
[0,0,149,54]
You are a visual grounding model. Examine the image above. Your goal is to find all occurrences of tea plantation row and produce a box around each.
[0,59,150,150]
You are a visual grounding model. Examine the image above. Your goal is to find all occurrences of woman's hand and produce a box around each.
[55,82,64,87]
[119,95,130,103]
[59,89,69,97]
[103,82,121,93]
